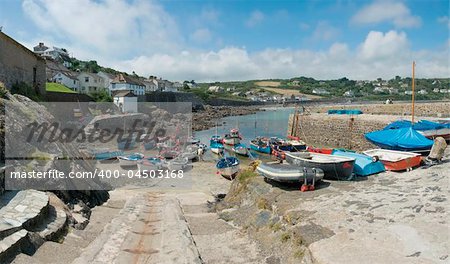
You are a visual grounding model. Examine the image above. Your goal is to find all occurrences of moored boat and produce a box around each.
[181,145,199,160]
[210,135,225,154]
[165,156,190,171]
[285,152,355,180]
[250,137,271,154]
[92,150,124,161]
[307,146,334,155]
[286,136,307,151]
[365,127,433,153]
[231,143,249,156]
[119,153,145,167]
[332,150,385,176]
[216,156,240,179]
[384,120,450,141]
[137,157,163,172]
[269,137,292,151]
[362,149,422,171]
[256,163,324,183]
[222,128,241,145]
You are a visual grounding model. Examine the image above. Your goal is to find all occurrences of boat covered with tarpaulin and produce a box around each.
[383,120,450,140]
[365,127,434,152]
[332,150,385,176]
[327,109,363,115]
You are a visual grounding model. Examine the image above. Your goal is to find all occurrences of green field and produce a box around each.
[46,82,77,93]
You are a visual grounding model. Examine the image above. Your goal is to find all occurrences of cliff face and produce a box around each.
[0,91,109,207]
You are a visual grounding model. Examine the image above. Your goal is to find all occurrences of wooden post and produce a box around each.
[412,61,415,123]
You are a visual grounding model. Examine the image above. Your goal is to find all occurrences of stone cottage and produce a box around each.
[0,31,46,95]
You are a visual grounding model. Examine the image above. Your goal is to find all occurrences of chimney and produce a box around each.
[39,42,44,47]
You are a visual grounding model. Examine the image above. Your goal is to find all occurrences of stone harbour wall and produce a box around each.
[287,113,401,151]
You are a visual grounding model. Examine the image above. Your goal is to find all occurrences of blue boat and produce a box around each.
[216,156,240,179]
[210,135,224,154]
[232,143,249,156]
[328,109,363,115]
[93,150,124,161]
[365,127,433,152]
[384,120,450,141]
[250,137,271,154]
[332,150,385,176]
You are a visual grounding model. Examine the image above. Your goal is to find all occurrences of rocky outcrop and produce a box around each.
[192,105,261,131]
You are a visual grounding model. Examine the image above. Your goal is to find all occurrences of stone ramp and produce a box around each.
[177,192,266,264]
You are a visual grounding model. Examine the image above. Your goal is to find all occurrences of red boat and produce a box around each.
[363,149,422,171]
[307,146,334,155]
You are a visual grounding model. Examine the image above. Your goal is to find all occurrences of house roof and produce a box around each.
[113,90,136,97]
[112,73,144,86]
[53,71,78,81]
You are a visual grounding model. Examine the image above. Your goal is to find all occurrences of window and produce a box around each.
[85,77,89,82]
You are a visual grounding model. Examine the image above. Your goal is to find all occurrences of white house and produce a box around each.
[114,91,138,113]
[159,80,177,92]
[433,88,440,93]
[111,74,146,95]
[77,72,105,94]
[404,91,413,95]
[173,82,183,90]
[343,90,354,97]
[418,89,428,95]
[97,71,116,94]
[208,86,223,92]
[142,79,159,93]
[52,71,79,91]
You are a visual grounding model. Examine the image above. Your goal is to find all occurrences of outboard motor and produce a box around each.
[425,137,447,166]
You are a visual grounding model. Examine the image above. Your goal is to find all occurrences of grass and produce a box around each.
[46,82,77,93]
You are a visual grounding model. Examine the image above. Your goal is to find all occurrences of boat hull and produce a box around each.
[250,143,271,154]
[218,166,239,179]
[257,163,324,183]
[223,137,240,145]
[285,152,355,180]
[363,149,422,171]
[211,147,224,154]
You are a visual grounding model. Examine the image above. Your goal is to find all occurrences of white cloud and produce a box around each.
[22,0,181,61]
[299,22,310,31]
[352,0,421,28]
[115,30,448,82]
[190,28,212,43]
[311,21,340,41]
[437,16,450,29]
[245,10,264,28]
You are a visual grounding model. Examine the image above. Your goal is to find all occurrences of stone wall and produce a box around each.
[46,91,94,102]
[0,32,46,96]
[142,92,205,111]
[287,113,401,151]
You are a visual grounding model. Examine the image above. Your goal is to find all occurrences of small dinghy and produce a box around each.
[181,145,199,160]
[119,153,144,167]
[137,157,163,172]
[307,146,334,155]
[285,152,355,180]
[222,128,241,145]
[250,137,271,154]
[231,143,249,156]
[362,149,422,171]
[332,150,385,176]
[216,157,240,179]
[165,156,190,171]
[256,163,324,183]
[286,136,307,151]
[269,137,292,151]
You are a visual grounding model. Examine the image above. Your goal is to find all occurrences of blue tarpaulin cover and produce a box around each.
[384,120,448,131]
[328,109,363,115]
[365,127,434,151]
[332,150,385,176]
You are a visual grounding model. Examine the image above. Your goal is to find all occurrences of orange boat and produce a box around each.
[362,149,422,171]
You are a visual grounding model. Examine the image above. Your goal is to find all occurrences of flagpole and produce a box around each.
[412,61,415,123]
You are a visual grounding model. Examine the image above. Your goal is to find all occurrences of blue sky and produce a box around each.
[1,0,449,81]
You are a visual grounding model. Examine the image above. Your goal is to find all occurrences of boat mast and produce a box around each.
[411,61,416,123]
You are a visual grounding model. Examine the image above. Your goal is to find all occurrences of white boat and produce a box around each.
[181,145,199,160]
[165,156,190,171]
[119,153,144,167]
[256,163,324,183]
[216,157,240,179]
[223,128,241,145]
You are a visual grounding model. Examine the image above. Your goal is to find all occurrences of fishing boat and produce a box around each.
[187,136,201,145]
[250,137,271,154]
[165,156,190,171]
[216,156,240,179]
[269,137,292,151]
[118,153,145,167]
[332,150,385,176]
[181,145,199,160]
[256,163,324,183]
[286,136,307,151]
[210,135,224,154]
[362,149,422,171]
[222,128,241,145]
[231,143,249,156]
[285,152,355,180]
[365,127,433,152]
[137,157,163,172]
